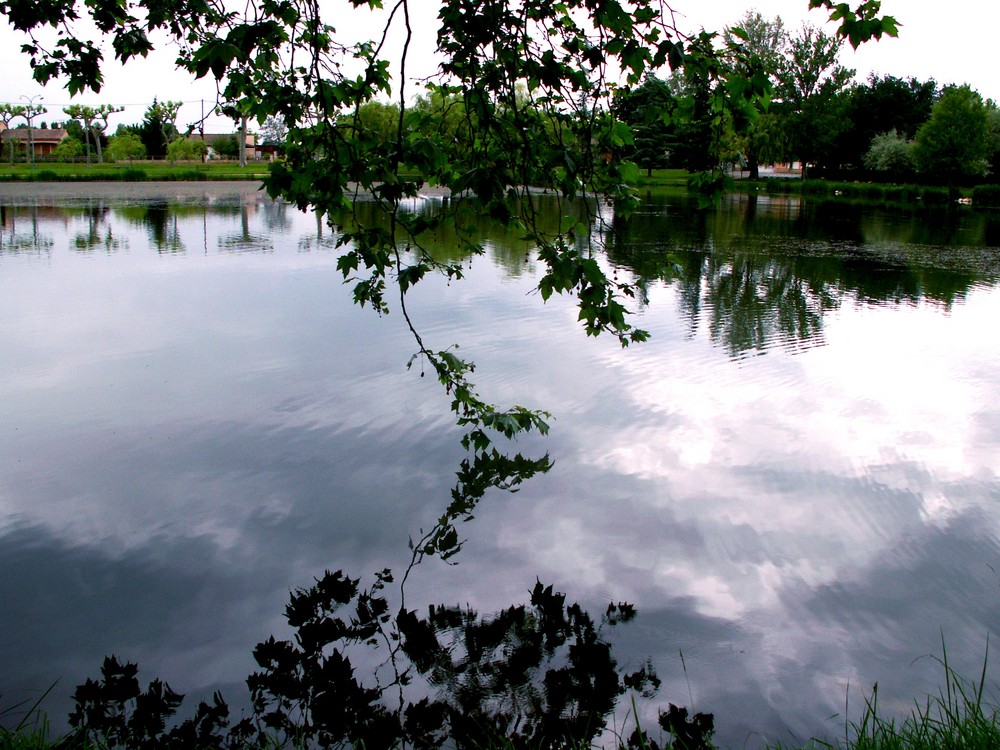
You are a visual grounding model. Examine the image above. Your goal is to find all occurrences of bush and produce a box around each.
[52,136,83,162]
[920,185,951,204]
[166,138,208,162]
[972,184,1000,207]
[882,185,918,203]
[167,170,206,181]
[860,183,885,200]
[802,180,832,195]
[211,134,240,158]
[763,178,797,194]
[106,133,147,162]
[864,129,915,178]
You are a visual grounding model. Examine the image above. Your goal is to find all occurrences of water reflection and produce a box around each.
[607,193,999,357]
[218,203,273,253]
[1,185,1000,748]
[0,205,55,255]
[72,204,126,253]
[4,189,996,347]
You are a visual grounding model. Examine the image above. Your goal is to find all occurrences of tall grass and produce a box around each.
[0,684,57,750]
[768,641,1000,750]
[843,644,1000,750]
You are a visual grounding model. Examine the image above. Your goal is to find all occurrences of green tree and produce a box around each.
[667,51,721,173]
[11,101,46,164]
[211,134,240,158]
[725,11,787,75]
[723,11,788,178]
[612,76,676,176]
[52,135,83,161]
[105,132,146,161]
[913,85,990,183]
[985,102,1000,179]
[836,74,937,171]
[138,99,182,158]
[63,103,124,164]
[258,115,287,146]
[166,137,207,162]
[864,129,914,179]
[0,103,26,163]
[774,23,854,174]
[62,118,86,143]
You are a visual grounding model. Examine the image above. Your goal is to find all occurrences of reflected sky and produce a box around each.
[1,184,1000,748]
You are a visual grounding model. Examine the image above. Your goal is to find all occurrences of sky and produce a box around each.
[0,0,995,135]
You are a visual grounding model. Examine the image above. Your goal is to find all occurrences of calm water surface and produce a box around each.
[2,183,1000,747]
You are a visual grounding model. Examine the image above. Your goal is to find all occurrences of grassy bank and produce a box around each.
[0,161,269,182]
[632,169,691,190]
[752,177,971,206]
[624,168,1000,208]
[2,162,998,209]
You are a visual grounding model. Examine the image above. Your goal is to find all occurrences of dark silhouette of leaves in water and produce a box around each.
[60,573,712,750]
[58,655,232,750]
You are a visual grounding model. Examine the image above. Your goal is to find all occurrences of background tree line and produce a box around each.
[12,9,986,186]
[0,99,288,164]
[610,10,1000,185]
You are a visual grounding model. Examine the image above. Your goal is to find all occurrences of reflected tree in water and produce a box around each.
[72,204,125,253]
[118,201,185,254]
[218,202,273,253]
[605,194,995,357]
[0,205,54,255]
[679,252,836,357]
[59,573,709,750]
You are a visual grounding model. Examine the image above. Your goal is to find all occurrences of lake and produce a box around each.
[2,182,1000,748]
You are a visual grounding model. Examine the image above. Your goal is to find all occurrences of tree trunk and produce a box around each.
[238,115,248,167]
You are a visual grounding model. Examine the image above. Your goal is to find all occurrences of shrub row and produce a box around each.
[0,169,236,182]
[972,184,1000,207]
[760,179,962,204]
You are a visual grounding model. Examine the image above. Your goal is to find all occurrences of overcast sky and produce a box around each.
[0,0,994,134]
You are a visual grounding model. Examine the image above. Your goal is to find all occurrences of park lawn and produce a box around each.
[632,168,690,189]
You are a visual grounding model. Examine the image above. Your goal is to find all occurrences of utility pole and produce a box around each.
[200,100,206,161]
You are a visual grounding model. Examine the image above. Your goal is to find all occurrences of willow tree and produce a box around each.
[3,0,897,552]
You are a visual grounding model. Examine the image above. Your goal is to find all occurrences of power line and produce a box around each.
[0,98,221,109]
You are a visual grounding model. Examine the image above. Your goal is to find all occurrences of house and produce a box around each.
[256,141,282,161]
[1,127,69,157]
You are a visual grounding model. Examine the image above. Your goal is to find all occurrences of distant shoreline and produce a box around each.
[0,181,479,202]
[0,180,268,200]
